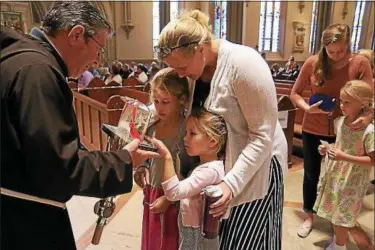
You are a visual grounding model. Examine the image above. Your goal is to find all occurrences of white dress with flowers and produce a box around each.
[314,116,374,227]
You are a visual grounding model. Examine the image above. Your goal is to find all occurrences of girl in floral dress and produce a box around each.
[314,80,374,250]
[133,68,195,250]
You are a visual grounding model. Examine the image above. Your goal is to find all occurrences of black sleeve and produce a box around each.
[12,64,133,201]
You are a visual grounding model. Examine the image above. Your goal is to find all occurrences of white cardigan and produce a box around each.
[188,40,288,207]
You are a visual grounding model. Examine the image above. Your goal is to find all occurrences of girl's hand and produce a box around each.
[150,196,172,213]
[209,182,233,219]
[146,136,172,158]
[318,145,328,156]
[327,147,347,161]
[306,101,330,115]
[133,166,149,188]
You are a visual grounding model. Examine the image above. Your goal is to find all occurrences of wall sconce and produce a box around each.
[342,2,348,20]
[121,21,135,39]
[298,1,305,14]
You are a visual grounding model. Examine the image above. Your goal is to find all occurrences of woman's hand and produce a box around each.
[327,147,347,161]
[209,182,233,219]
[146,136,172,158]
[318,145,328,156]
[150,196,172,213]
[133,166,150,188]
[347,111,373,131]
[306,101,331,115]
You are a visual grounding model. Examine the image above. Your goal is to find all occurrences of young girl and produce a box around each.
[314,80,374,250]
[149,108,227,250]
[134,68,194,250]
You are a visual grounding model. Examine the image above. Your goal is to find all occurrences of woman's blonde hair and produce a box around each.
[358,49,374,72]
[314,23,351,85]
[340,80,374,109]
[157,9,213,59]
[189,108,227,158]
[150,67,189,104]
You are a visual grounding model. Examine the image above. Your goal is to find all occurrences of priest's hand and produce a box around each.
[124,139,160,168]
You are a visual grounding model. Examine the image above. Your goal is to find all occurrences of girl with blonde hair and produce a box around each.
[290,23,373,238]
[133,68,195,250]
[315,80,374,250]
[155,9,288,249]
[150,108,227,250]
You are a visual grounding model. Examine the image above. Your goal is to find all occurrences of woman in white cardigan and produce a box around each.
[155,10,288,250]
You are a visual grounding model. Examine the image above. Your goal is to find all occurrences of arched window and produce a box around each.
[152,1,160,48]
[351,1,366,52]
[214,1,227,39]
[309,1,318,54]
[258,1,281,52]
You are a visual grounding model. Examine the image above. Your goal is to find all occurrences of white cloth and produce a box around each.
[105,74,122,85]
[188,40,288,208]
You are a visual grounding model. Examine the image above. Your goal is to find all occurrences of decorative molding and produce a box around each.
[298,1,305,14]
[121,2,134,39]
[292,21,306,53]
[342,2,348,20]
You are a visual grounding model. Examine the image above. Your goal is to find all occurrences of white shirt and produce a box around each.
[188,40,288,207]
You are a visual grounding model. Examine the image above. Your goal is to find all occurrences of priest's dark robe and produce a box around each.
[0,27,134,249]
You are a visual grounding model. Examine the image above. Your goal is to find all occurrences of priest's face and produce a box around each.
[66,26,109,77]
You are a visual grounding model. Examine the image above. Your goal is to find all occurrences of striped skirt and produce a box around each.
[219,156,284,250]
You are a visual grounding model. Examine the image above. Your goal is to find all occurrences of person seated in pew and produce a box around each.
[0,2,160,249]
[120,63,132,79]
[78,65,94,89]
[105,61,123,85]
[129,63,149,84]
[285,56,296,73]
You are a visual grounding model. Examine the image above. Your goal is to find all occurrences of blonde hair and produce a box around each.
[189,108,227,158]
[358,49,374,72]
[340,80,374,109]
[157,9,213,59]
[150,67,189,103]
[314,24,351,85]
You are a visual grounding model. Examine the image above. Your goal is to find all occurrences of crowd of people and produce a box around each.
[1,2,373,250]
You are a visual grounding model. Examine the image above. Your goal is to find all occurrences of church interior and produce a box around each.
[1,1,374,250]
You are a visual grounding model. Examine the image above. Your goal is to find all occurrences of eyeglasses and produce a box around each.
[86,33,106,55]
[154,40,200,58]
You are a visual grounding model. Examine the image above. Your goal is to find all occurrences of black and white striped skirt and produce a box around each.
[219,156,284,250]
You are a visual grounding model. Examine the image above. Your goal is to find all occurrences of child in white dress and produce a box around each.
[314,80,374,250]
[149,108,228,250]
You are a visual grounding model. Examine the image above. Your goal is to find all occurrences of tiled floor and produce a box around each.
[67,156,374,250]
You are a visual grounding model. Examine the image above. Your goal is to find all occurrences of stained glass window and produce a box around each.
[309,1,318,53]
[214,1,227,39]
[258,1,281,52]
[351,1,366,52]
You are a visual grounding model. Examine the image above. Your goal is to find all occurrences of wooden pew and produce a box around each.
[119,88,150,104]
[277,95,296,168]
[73,87,151,151]
[73,92,125,151]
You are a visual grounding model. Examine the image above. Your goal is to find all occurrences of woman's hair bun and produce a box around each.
[182,9,211,31]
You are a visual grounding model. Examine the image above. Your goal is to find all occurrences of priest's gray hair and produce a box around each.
[41,1,113,38]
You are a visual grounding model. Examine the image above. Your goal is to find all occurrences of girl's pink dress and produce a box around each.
[141,122,194,250]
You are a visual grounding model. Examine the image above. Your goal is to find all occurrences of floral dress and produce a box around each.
[314,116,374,227]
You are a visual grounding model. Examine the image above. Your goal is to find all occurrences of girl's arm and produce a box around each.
[149,137,223,201]
[163,155,177,182]
[328,149,374,166]
[161,163,222,202]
